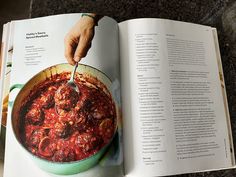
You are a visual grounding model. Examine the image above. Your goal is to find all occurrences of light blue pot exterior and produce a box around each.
[11,63,118,175]
[31,145,108,175]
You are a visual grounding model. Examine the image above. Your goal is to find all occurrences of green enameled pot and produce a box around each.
[11,63,118,175]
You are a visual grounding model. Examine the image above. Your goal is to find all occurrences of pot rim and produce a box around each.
[11,63,119,165]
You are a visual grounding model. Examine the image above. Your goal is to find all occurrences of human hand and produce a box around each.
[64,15,96,65]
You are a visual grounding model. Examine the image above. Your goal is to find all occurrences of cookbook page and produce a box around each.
[4,13,123,177]
[0,23,10,137]
[119,19,234,177]
[0,22,14,146]
[0,22,12,177]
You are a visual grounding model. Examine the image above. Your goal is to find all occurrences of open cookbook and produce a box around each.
[0,13,235,177]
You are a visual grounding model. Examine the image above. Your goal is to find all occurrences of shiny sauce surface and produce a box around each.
[19,72,116,162]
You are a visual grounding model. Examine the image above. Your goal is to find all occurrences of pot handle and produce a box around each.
[9,84,24,107]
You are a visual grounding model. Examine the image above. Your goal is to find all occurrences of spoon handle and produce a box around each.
[70,62,78,82]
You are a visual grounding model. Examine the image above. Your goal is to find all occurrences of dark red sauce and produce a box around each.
[19,72,116,162]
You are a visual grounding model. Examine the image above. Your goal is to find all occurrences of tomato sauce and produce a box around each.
[19,72,116,162]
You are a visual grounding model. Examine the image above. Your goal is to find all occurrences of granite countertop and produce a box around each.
[28,0,236,176]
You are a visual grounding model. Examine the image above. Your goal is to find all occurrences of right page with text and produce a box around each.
[119,18,234,177]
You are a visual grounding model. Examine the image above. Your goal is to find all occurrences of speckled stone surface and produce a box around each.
[30,0,236,176]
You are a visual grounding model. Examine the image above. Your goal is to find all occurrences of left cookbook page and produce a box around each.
[0,22,14,147]
[3,13,123,177]
[1,22,12,175]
